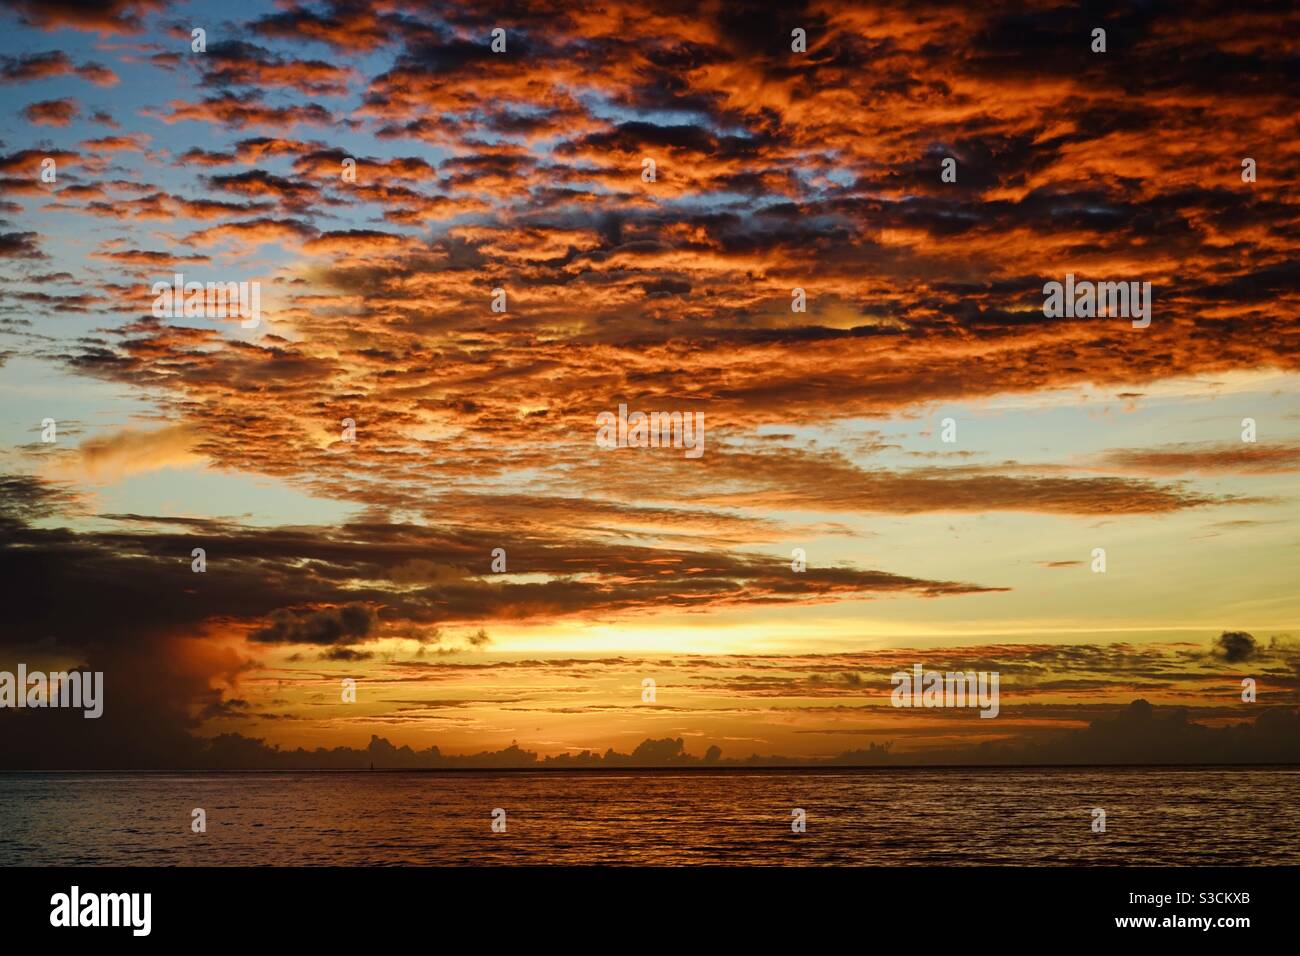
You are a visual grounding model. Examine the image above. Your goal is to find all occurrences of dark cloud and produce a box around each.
[1212,631,1258,663]
[1026,699,1300,765]
[2,0,164,34]
[0,50,115,85]
[251,603,378,646]
[5,701,1296,770]
[0,475,997,659]
[0,231,45,258]
[197,40,353,95]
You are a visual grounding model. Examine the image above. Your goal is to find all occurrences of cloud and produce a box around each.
[1100,441,1300,475]
[20,97,80,126]
[0,51,118,85]
[0,473,81,525]
[89,248,210,266]
[198,40,355,95]
[2,0,164,33]
[1212,631,1258,663]
[5,701,1297,770]
[250,603,378,646]
[53,424,203,482]
[0,231,46,259]
[0,474,999,667]
[251,2,396,53]
[1026,699,1300,765]
[150,92,336,129]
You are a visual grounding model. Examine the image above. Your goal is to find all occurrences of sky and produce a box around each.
[0,0,1298,768]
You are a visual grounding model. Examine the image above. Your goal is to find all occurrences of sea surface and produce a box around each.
[0,766,1296,866]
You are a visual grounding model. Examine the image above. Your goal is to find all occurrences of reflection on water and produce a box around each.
[1,767,1296,866]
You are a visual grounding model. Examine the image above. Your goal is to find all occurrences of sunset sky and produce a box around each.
[1,0,1298,768]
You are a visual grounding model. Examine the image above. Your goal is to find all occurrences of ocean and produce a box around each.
[1,766,1296,866]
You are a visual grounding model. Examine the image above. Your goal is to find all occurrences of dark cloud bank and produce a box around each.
[3,700,1297,771]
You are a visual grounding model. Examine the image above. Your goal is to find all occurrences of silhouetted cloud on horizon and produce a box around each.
[3,700,1296,770]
